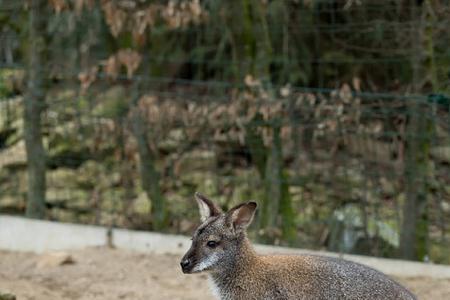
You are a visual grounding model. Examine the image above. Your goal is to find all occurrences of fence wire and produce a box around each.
[0,0,449,263]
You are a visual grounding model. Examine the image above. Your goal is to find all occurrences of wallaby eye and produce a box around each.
[207,241,218,248]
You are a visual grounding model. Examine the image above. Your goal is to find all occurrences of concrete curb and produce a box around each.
[113,227,190,254]
[0,215,107,252]
[1,215,450,279]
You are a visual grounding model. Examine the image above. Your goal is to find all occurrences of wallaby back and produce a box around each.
[181,193,416,300]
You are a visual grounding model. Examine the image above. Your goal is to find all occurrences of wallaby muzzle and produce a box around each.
[180,248,196,274]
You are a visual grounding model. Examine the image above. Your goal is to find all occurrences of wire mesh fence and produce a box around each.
[0,0,449,263]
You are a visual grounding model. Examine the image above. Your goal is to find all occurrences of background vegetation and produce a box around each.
[0,0,449,263]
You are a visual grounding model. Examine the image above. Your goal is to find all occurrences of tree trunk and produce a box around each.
[259,121,283,239]
[258,119,296,244]
[400,102,431,260]
[399,2,431,261]
[24,0,48,219]
[130,82,166,230]
[244,113,267,178]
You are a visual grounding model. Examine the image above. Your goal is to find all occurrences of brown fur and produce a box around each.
[181,193,416,300]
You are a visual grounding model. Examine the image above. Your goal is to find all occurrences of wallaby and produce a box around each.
[180,193,417,300]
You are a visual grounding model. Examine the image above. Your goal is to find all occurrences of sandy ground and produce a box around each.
[0,247,449,300]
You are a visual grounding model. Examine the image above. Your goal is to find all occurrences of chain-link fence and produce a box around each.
[0,0,449,263]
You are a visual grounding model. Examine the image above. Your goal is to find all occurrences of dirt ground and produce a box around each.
[0,247,449,300]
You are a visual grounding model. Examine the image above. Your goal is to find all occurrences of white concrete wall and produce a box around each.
[1,215,450,279]
[113,228,190,255]
[0,215,107,253]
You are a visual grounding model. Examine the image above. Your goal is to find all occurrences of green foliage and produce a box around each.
[0,69,23,97]
[93,86,129,119]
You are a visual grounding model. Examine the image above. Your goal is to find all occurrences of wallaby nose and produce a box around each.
[180,259,190,271]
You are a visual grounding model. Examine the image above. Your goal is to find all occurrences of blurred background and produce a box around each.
[0,0,449,264]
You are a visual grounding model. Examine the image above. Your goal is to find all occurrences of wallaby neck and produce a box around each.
[209,235,258,287]
[231,235,258,265]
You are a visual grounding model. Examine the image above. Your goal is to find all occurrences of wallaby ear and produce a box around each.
[195,192,222,222]
[226,202,257,233]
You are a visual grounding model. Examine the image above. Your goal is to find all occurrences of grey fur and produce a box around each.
[181,195,417,300]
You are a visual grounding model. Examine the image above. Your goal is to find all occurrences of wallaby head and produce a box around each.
[180,192,257,274]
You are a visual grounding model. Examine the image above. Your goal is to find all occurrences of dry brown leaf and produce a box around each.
[189,0,202,18]
[75,0,95,15]
[117,49,142,78]
[103,55,120,80]
[49,0,66,13]
[102,1,127,37]
[161,0,206,29]
[78,66,98,94]
[134,7,157,35]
